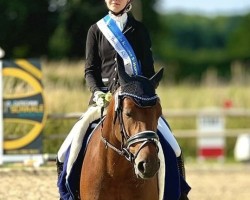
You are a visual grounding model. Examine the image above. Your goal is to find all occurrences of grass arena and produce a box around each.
[0,162,249,200]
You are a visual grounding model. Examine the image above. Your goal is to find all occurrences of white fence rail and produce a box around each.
[48,108,250,119]
[2,108,249,164]
[47,108,250,138]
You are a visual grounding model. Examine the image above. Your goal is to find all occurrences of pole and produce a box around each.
[0,60,3,165]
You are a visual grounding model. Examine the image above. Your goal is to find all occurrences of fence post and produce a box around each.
[0,60,3,165]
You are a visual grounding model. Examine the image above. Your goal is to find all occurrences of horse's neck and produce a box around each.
[102,103,120,148]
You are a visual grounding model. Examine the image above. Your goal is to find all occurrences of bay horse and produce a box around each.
[80,67,164,200]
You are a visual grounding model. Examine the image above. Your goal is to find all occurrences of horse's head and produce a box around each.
[103,66,164,179]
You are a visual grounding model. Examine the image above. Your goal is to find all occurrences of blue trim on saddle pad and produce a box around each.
[58,145,72,200]
[158,131,190,200]
[58,121,190,200]
[158,131,181,200]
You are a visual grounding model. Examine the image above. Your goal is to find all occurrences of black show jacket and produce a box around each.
[84,14,155,96]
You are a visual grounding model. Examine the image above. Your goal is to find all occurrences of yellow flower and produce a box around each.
[105,92,112,102]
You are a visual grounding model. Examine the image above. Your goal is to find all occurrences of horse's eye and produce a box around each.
[124,110,132,117]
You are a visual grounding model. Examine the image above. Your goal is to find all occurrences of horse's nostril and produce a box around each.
[138,161,147,173]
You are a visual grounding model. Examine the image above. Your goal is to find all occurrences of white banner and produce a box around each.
[197,110,225,160]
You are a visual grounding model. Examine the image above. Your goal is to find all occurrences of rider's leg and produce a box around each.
[55,117,85,194]
[56,106,103,183]
[57,113,85,163]
[158,117,190,199]
[55,113,86,181]
[157,117,186,179]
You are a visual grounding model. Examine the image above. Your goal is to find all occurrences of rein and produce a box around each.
[100,95,159,163]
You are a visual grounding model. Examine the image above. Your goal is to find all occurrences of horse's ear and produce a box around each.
[117,64,133,85]
[150,67,164,89]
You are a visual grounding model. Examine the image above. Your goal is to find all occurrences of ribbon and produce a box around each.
[97,15,141,75]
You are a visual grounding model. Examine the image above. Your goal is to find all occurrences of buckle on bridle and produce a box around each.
[122,147,134,162]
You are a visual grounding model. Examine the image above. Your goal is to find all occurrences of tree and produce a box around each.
[0,0,57,58]
[227,13,250,61]
[48,0,106,59]
[0,0,160,59]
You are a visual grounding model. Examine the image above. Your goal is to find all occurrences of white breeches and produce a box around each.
[158,117,181,157]
[57,108,181,163]
[57,106,103,163]
[57,116,84,162]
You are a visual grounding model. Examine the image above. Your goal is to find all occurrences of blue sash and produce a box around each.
[97,14,141,75]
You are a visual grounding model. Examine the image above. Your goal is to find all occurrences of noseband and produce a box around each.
[101,92,159,163]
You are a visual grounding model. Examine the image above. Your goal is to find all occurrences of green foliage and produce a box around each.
[227,14,250,60]
[1,0,250,82]
[155,13,247,82]
[54,0,106,58]
[48,24,71,58]
[140,0,159,35]
[0,0,57,58]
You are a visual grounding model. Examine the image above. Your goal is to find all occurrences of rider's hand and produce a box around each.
[93,91,112,107]
[93,91,105,107]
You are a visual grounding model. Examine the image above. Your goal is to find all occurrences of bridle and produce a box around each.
[100,92,159,163]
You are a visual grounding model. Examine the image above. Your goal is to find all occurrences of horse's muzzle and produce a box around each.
[127,131,160,179]
[134,154,160,179]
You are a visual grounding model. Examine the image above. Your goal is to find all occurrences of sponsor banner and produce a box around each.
[2,59,47,154]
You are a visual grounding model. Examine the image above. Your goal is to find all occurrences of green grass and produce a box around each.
[157,85,250,109]
[42,60,250,111]
[4,60,250,158]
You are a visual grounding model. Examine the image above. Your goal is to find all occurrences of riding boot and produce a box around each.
[56,157,64,179]
[177,153,189,200]
[177,152,186,180]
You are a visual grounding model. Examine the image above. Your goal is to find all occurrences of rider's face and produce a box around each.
[105,0,129,13]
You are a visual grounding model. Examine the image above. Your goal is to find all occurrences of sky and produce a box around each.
[156,0,250,15]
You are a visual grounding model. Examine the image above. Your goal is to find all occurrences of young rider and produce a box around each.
[57,0,190,199]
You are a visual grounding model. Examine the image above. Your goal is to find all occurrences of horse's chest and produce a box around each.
[91,179,158,200]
